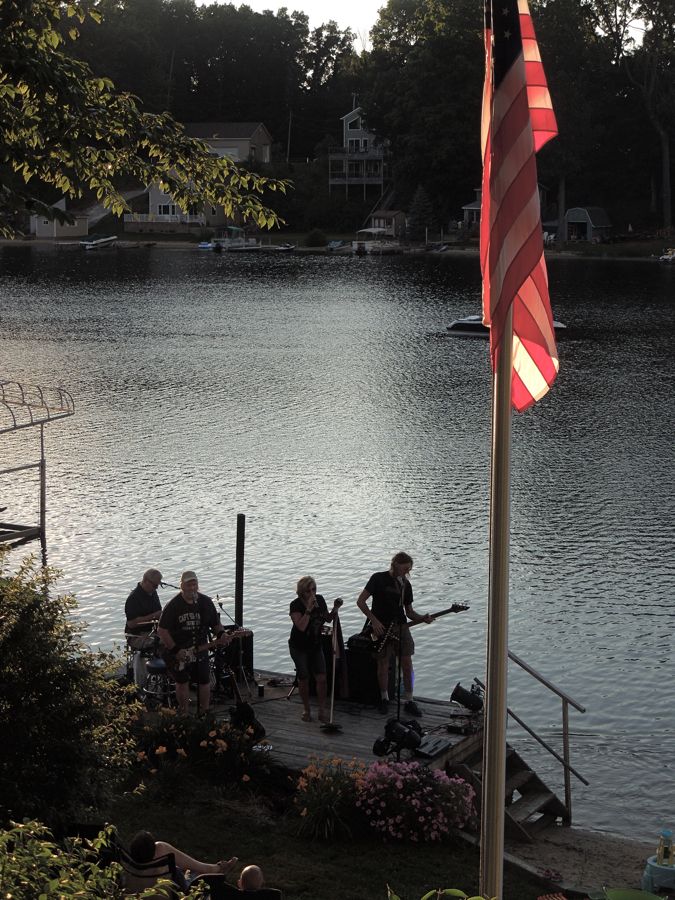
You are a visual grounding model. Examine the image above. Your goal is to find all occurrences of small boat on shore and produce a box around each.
[80,234,117,250]
[658,248,675,264]
[447,314,567,337]
[261,242,296,253]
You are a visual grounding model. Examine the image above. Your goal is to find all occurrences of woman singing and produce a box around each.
[288,575,342,722]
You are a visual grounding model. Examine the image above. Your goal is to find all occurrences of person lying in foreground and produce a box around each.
[127,830,237,891]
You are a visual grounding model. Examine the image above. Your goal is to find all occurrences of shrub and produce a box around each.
[133,709,265,786]
[294,755,367,839]
[0,554,140,831]
[0,820,207,899]
[355,760,475,843]
[304,228,327,247]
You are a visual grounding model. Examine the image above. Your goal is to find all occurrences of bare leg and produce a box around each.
[298,677,311,719]
[316,673,327,720]
[401,655,414,697]
[198,681,211,714]
[175,681,190,715]
[376,656,390,693]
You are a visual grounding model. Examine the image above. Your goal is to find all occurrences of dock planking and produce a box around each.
[210,671,483,774]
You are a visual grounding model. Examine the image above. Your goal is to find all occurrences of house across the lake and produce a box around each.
[30,198,89,239]
[328,106,387,201]
[124,122,272,234]
[367,209,406,238]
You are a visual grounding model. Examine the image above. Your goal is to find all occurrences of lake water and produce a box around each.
[1,244,673,841]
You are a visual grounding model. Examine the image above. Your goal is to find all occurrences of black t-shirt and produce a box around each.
[124,583,161,635]
[158,592,219,650]
[365,570,412,626]
[288,594,328,651]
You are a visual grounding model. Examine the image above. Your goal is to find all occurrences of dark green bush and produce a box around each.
[0,555,139,830]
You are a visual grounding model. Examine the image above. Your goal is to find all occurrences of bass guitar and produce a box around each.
[369,604,469,654]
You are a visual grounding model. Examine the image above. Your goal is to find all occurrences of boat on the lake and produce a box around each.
[80,234,117,250]
[447,314,567,337]
[261,242,296,253]
[658,247,675,264]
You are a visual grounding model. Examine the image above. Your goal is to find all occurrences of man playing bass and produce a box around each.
[356,551,432,717]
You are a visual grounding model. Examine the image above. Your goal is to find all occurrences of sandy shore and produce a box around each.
[503,826,655,896]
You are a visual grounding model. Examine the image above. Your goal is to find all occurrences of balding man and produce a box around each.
[125,568,163,686]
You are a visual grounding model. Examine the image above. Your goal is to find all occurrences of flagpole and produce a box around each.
[480,303,513,899]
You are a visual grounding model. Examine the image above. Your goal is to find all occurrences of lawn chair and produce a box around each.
[117,842,182,897]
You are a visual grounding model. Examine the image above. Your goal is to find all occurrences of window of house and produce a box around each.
[362,139,368,152]
[262,146,270,163]
[348,139,360,153]
[158,204,176,216]
[250,146,257,161]
[348,117,361,130]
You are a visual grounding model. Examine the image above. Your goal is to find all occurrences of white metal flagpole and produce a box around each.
[480,303,513,899]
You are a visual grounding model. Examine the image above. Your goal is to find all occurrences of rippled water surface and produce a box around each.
[1,245,673,840]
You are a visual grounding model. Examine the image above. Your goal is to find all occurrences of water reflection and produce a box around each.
[0,245,673,839]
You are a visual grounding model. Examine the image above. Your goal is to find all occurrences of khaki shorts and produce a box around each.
[375,623,414,659]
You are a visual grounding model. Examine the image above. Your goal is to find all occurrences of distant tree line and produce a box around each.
[61,0,675,231]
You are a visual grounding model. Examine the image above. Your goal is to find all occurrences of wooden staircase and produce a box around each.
[446,735,569,841]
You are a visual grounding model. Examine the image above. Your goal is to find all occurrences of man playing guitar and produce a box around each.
[158,570,234,715]
[356,551,433,717]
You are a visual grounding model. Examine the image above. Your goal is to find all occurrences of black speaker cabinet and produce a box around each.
[221,627,254,677]
[345,643,396,705]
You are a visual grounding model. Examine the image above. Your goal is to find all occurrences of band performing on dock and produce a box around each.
[124,551,470,730]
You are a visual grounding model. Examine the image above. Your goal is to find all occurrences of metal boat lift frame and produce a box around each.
[0,379,75,550]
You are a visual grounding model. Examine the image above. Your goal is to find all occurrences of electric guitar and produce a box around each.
[169,628,252,670]
[369,604,469,654]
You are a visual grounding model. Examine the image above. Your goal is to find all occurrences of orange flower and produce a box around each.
[176,748,187,758]
[155,746,167,756]
[199,740,208,748]
[242,774,251,783]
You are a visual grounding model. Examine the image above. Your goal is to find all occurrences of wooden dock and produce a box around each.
[211,672,483,774]
[204,671,569,841]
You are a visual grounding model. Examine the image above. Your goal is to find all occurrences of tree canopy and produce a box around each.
[0,0,286,236]
[0,0,672,235]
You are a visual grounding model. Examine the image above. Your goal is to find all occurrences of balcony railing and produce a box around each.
[123,213,205,224]
[328,146,385,159]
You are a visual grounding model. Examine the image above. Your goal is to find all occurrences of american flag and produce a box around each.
[480,0,559,412]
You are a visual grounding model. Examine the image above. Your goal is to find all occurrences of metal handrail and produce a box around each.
[508,650,586,712]
[483,650,588,823]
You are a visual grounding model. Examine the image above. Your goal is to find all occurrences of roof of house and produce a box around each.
[341,107,363,121]
[371,209,404,218]
[184,122,270,140]
[566,206,612,226]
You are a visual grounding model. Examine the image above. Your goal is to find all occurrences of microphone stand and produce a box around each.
[320,604,343,734]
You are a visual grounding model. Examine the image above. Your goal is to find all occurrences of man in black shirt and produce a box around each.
[125,568,163,686]
[357,551,432,716]
[158,570,232,715]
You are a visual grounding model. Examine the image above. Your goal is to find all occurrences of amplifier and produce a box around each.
[345,641,396,705]
[220,628,254,677]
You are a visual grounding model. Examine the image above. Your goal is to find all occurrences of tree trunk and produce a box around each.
[658,127,672,231]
